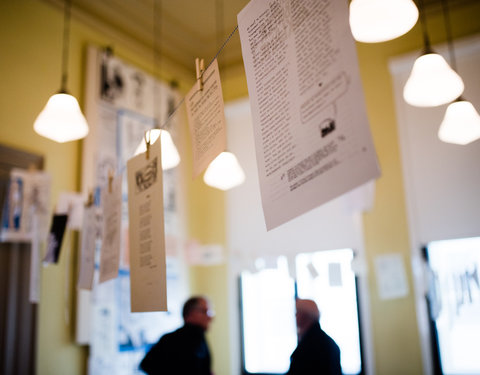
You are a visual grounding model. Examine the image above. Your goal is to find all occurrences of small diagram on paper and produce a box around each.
[134,157,158,193]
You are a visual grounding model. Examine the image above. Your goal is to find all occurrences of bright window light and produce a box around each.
[296,249,362,374]
[427,237,480,375]
[240,256,297,374]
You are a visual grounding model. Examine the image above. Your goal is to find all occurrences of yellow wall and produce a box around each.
[1,1,480,375]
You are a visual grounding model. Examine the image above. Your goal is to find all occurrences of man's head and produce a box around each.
[183,296,214,331]
[295,299,320,338]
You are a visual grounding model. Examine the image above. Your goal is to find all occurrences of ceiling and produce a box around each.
[41,0,475,77]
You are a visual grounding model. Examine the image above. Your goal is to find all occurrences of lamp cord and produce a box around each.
[153,0,162,128]
[60,0,72,92]
[441,0,457,71]
[417,0,432,53]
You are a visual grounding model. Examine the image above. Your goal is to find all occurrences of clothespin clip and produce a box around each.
[108,170,114,193]
[86,190,94,207]
[144,130,151,160]
[195,57,205,92]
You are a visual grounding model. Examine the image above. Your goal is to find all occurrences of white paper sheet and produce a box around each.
[57,192,85,230]
[77,204,98,290]
[99,175,123,283]
[238,0,380,230]
[185,59,227,177]
[374,253,409,300]
[1,168,51,242]
[127,138,167,312]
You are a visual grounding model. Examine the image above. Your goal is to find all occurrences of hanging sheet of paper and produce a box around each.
[238,0,380,230]
[57,192,85,230]
[99,175,123,283]
[185,58,227,177]
[43,214,68,264]
[1,168,51,242]
[127,139,167,312]
[78,204,98,290]
[29,213,41,303]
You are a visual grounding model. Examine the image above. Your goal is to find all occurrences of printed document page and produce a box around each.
[185,58,227,177]
[98,174,122,283]
[127,139,167,312]
[238,0,380,230]
[77,204,97,290]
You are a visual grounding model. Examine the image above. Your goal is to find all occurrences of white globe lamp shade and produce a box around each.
[33,93,89,143]
[403,53,464,107]
[203,152,245,191]
[349,0,418,43]
[134,128,180,170]
[438,100,480,145]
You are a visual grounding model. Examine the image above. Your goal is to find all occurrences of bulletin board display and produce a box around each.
[78,45,188,374]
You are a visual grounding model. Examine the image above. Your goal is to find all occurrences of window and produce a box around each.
[240,256,297,374]
[296,249,362,374]
[240,250,363,374]
[426,237,480,375]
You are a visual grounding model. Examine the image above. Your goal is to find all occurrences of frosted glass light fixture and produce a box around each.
[34,93,89,143]
[403,53,464,107]
[33,0,89,142]
[134,129,180,170]
[438,99,480,145]
[349,0,418,43]
[203,151,245,191]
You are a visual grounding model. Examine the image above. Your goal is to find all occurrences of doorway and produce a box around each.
[0,143,43,375]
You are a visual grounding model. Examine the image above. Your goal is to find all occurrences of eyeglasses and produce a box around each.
[194,306,215,318]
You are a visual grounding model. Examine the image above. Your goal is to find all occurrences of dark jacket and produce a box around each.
[139,323,211,375]
[287,322,342,375]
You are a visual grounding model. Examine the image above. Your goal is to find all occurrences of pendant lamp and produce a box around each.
[403,0,464,107]
[134,0,180,169]
[203,152,246,191]
[437,0,480,145]
[202,0,245,191]
[349,0,419,43]
[438,99,480,145]
[134,128,180,169]
[33,0,89,143]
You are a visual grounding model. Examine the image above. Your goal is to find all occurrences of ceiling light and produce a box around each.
[436,0,480,145]
[33,0,89,142]
[438,99,480,146]
[403,53,464,107]
[349,0,418,43]
[203,152,245,191]
[134,129,180,170]
[403,0,464,107]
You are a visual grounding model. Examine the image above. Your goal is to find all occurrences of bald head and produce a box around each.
[295,299,320,338]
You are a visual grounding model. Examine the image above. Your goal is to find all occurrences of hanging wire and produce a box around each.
[417,0,433,53]
[60,0,72,92]
[153,0,162,128]
[156,23,239,131]
[441,0,457,71]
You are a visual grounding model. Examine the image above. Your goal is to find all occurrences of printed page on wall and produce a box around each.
[77,203,98,290]
[238,0,381,230]
[185,58,227,177]
[127,138,167,312]
[99,174,123,283]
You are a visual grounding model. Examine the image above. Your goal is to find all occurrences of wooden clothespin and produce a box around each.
[108,170,114,193]
[195,57,205,92]
[86,190,94,207]
[144,130,151,160]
